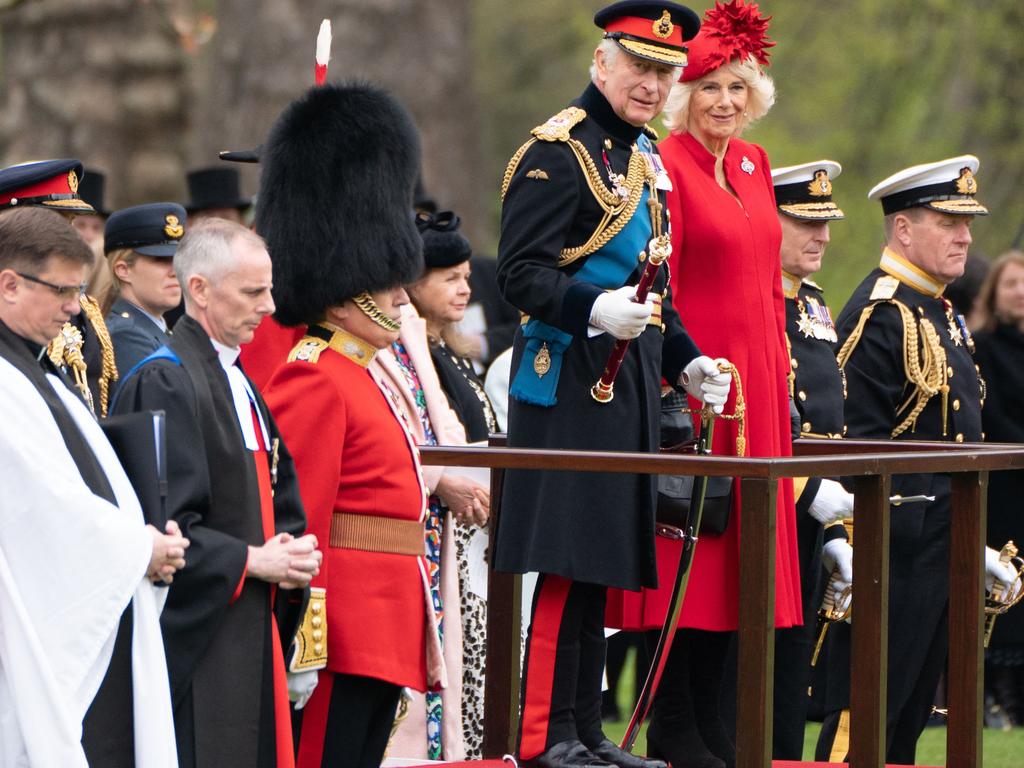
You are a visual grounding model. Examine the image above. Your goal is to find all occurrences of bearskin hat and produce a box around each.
[256,82,423,327]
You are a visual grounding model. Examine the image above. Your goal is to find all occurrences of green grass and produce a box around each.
[601,648,1024,766]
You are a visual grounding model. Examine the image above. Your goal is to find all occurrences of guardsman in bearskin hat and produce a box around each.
[256,82,446,768]
[819,156,1018,763]
[0,159,118,414]
[494,3,734,766]
[768,161,854,759]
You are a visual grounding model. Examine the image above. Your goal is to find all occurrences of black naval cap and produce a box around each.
[771,160,845,221]
[104,202,187,257]
[868,155,989,216]
[0,158,95,214]
[416,211,471,269]
[594,1,701,67]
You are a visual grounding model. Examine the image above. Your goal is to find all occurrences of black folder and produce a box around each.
[100,410,168,528]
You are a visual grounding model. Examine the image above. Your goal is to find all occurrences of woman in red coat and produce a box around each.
[606,3,800,766]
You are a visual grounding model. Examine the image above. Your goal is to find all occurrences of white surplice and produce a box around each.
[0,356,177,768]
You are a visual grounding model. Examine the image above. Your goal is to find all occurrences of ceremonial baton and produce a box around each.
[620,404,715,753]
[591,232,671,404]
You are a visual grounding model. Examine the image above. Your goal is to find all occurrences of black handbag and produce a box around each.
[656,391,734,535]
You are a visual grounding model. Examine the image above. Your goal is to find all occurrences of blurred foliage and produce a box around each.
[472,0,1024,307]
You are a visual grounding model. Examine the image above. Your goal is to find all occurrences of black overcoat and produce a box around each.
[112,315,306,768]
[492,84,699,591]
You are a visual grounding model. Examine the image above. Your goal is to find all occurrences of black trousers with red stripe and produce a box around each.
[518,574,608,759]
[293,671,401,768]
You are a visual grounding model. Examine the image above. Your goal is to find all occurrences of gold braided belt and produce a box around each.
[329,512,425,556]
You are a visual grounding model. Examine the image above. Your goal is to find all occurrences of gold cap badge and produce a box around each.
[653,10,674,39]
[956,167,978,195]
[67,170,79,194]
[809,169,832,198]
[164,214,184,239]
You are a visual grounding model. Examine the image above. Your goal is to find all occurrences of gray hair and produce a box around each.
[590,38,620,83]
[174,218,266,306]
[663,54,776,135]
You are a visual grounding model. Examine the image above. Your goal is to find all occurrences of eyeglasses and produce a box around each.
[15,272,87,300]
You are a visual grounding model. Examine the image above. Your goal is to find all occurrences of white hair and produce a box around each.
[662,54,776,135]
[174,218,266,306]
[590,38,620,83]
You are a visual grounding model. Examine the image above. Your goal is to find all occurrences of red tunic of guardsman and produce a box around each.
[252,81,436,768]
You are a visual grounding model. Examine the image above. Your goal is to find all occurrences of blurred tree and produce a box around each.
[0,0,187,207]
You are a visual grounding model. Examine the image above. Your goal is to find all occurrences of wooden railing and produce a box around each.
[420,439,1024,768]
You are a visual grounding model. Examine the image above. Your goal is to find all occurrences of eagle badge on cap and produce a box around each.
[956,167,978,195]
[67,171,79,194]
[809,170,832,197]
[653,10,674,39]
[164,214,184,239]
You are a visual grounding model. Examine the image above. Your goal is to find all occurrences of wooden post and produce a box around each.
[946,471,986,768]
[849,473,890,768]
[736,477,777,768]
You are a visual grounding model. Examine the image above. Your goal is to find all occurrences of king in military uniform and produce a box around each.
[769,160,854,759]
[818,156,1014,763]
[493,3,733,766]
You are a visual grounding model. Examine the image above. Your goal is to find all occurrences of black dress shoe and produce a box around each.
[523,739,616,768]
[587,738,667,768]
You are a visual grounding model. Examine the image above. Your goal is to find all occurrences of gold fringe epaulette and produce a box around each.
[532,107,587,142]
[288,336,329,364]
[79,295,118,417]
[289,587,327,672]
[836,298,949,438]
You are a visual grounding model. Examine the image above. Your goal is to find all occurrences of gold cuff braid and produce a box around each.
[289,587,327,672]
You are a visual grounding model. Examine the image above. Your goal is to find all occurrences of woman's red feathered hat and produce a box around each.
[680,0,774,82]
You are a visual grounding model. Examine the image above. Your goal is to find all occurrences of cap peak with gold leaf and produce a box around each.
[594,1,701,68]
[772,160,844,221]
[0,158,95,215]
[868,154,988,216]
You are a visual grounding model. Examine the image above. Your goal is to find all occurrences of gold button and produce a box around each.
[121,311,130,318]
[953,399,960,411]
[947,366,954,377]
[982,432,986,440]
[802,422,811,433]
[312,629,323,642]
[311,616,322,628]
[638,250,647,263]
[660,322,666,333]
[314,643,324,655]
[843,425,848,435]
[791,358,799,369]
[604,138,612,149]
[917,307,925,316]
[798,390,807,401]
[311,602,322,614]
[956,433,964,443]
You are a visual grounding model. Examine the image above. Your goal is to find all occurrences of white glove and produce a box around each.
[589,286,654,340]
[822,538,854,616]
[808,479,854,525]
[288,669,319,710]
[679,356,731,414]
[985,546,1021,600]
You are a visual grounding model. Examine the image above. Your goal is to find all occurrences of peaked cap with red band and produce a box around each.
[0,158,95,214]
[595,1,701,68]
[680,0,774,82]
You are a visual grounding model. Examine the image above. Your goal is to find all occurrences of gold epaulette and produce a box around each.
[288,336,329,364]
[836,296,949,438]
[532,106,587,142]
[289,586,327,672]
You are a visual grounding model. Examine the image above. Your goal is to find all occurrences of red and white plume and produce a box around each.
[314,19,331,86]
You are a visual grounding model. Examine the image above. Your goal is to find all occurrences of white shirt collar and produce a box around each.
[210,337,241,368]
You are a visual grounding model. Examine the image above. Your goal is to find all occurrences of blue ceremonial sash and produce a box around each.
[511,137,655,406]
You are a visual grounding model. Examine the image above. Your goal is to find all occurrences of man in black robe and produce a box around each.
[113,218,321,767]
[0,206,187,767]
